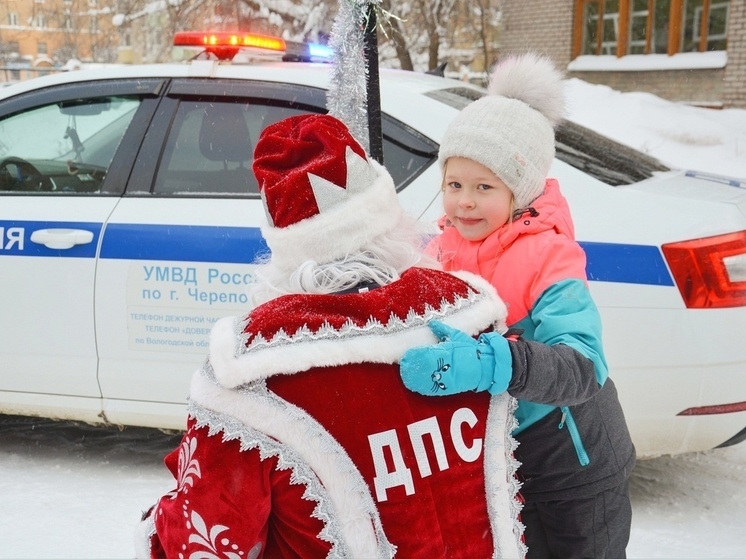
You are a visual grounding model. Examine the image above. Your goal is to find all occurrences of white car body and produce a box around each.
[1,58,744,458]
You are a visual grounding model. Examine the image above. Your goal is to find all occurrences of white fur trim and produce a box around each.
[133,514,155,558]
[450,270,508,334]
[484,394,526,559]
[261,159,403,272]
[209,271,507,389]
[190,371,389,558]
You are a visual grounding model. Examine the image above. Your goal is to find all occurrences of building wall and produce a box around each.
[0,1,240,70]
[499,0,575,67]
[499,0,745,109]
[0,0,117,67]
[724,0,746,108]
[568,68,725,105]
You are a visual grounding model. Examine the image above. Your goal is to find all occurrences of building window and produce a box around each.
[582,0,618,55]
[690,0,728,51]
[8,12,19,26]
[573,0,729,57]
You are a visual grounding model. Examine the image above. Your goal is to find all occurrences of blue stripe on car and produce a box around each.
[579,241,674,286]
[99,223,268,264]
[3,221,674,286]
[0,220,101,257]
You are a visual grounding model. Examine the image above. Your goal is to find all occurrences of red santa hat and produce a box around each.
[253,114,403,272]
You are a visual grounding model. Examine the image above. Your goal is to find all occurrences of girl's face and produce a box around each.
[442,157,513,241]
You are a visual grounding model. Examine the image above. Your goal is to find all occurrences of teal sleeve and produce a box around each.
[529,278,609,385]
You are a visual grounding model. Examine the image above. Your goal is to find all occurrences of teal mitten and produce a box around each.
[400,320,513,396]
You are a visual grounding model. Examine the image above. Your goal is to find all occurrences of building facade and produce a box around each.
[499,0,744,109]
[0,0,300,80]
[2,0,742,109]
[0,0,219,79]
[0,0,121,79]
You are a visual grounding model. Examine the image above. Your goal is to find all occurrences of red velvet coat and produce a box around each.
[135,268,525,558]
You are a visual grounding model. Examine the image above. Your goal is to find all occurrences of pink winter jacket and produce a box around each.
[427,178,587,327]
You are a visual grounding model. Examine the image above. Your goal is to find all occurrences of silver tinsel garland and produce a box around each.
[327,0,381,153]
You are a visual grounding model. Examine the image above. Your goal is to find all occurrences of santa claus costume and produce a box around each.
[135,114,525,558]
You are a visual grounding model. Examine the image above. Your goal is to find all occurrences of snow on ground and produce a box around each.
[0,415,744,558]
[0,416,179,557]
[0,80,745,557]
[627,445,746,558]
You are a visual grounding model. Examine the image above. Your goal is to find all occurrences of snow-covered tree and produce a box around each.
[69,0,500,77]
[230,0,500,76]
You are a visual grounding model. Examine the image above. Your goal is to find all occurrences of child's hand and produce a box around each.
[400,321,512,396]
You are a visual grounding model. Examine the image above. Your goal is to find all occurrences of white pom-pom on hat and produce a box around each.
[439,52,566,210]
[488,52,566,127]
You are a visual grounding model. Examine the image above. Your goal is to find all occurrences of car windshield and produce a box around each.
[0,96,140,193]
[425,87,671,186]
[1,97,138,162]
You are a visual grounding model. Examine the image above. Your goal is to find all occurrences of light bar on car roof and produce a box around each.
[174,31,286,60]
[284,40,333,63]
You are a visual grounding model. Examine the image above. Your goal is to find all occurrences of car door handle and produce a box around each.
[30,228,94,250]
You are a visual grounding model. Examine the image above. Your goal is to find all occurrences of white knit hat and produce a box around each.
[438,53,566,210]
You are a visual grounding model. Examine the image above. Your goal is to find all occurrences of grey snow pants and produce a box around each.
[521,478,632,559]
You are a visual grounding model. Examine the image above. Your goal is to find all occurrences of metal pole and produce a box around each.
[364,4,383,164]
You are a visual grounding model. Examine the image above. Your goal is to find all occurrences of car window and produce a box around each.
[150,98,438,196]
[425,86,485,110]
[152,100,310,196]
[381,115,438,190]
[425,86,670,186]
[555,120,670,186]
[0,96,140,194]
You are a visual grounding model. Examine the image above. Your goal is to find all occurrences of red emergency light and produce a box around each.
[174,31,286,60]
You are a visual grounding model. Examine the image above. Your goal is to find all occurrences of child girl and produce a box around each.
[399,53,636,558]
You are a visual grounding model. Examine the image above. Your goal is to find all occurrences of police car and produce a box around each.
[1,32,744,458]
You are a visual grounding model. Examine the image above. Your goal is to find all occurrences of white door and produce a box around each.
[0,91,149,421]
[95,93,311,428]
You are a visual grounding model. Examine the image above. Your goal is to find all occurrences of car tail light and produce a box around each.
[661,230,746,308]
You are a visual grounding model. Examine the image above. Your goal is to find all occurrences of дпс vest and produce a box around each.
[135,268,527,558]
